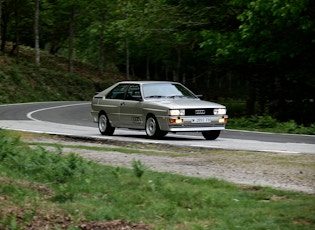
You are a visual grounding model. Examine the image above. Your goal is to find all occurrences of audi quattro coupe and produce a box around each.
[91,81,228,140]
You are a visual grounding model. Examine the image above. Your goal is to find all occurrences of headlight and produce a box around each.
[169,109,185,116]
[213,108,226,115]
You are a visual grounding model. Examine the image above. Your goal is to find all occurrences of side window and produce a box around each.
[126,84,141,100]
[106,84,128,99]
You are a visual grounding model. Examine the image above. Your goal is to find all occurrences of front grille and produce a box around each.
[185,108,214,116]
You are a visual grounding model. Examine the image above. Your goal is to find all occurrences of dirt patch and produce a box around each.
[26,136,315,194]
[0,185,150,230]
[0,197,150,230]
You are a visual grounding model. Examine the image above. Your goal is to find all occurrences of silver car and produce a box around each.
[91,81,228,140]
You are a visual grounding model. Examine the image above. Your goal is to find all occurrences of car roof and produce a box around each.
[117,81,179,85]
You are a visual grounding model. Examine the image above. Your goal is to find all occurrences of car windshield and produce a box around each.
[142,83,196,99]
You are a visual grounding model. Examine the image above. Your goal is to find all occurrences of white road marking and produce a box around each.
[260,150,300,154]
[26,102,90,122]
[1,120,315,154]
[1,102,314,154]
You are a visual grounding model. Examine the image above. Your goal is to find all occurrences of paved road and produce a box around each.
[0,101,314,154]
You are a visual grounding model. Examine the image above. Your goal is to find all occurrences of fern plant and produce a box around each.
[131,159,147,179]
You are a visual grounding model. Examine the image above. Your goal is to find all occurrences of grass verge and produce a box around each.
[1,130,314,229]
[227,116,315,135]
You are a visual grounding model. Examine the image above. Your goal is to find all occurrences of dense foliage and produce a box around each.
[0,0,314,124]
[227,115,315,134]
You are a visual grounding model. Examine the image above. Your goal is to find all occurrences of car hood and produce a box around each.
[144,98,225,109]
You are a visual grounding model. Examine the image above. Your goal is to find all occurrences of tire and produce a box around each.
[202,130,221,140]
[98,113,115,135]
[145,116,167,139]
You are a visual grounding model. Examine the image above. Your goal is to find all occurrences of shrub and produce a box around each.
[0,130,92,183]
[227,116,315,134]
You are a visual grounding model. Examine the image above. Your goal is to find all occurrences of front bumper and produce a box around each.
[158,115,228,132]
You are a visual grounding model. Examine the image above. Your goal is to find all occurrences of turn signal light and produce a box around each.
[219,118,228,123]
[169,118,184,123]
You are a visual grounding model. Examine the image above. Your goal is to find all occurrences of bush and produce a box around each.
[227,116,315,134]
[0,130,92,183]
[254,116,278,129]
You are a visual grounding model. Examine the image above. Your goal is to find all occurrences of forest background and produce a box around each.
[0,0,314,126]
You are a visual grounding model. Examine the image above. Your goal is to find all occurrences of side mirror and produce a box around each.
[132,95,143,101]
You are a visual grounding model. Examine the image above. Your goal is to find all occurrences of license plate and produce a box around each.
[191,117,211,123]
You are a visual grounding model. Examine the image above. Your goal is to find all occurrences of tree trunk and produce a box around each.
[125,37,129,79]
[10,0,19,59]
[0,0,3,45]
[34,0,40,67]
[246,75,257,115]
[99,11,105,76]
[146,56,150,80]
[164,65,169,81]
[0,0,7,52]
[0,10,6,52]
[68,5,76,73]
[176,47,181,82]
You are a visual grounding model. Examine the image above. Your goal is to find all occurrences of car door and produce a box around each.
[102,84,129,127]
[119,84,144,128]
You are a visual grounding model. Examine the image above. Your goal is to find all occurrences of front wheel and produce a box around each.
[98,113,115,135]
[145,116,167,139]
[202,130,221,140]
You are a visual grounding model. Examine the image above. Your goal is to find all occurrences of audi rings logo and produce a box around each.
[195,109,205,115]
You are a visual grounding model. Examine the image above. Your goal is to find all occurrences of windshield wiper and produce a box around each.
[145,95,165,98]
[167,95,192,99]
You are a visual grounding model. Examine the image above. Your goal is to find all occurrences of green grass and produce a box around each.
[227,115,315,135]
[0,61,97,103]
[1,130,314,229]
[0,48,116,104]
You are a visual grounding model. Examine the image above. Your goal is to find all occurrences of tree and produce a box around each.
[89,0,115,77]
[68,3,75,73]
[34,0,40,67]
[201,0,315,122]
[40,0,70,55]
[1,0,314,123]
[0,0,4,48]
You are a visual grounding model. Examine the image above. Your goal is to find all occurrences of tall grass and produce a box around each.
[0,130,314,229]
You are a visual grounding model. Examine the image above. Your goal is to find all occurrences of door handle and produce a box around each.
[120,102,125,106]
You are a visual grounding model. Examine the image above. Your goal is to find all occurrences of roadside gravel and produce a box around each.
[26,136,315,194]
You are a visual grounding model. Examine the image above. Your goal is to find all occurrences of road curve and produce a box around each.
[0,101,314,154]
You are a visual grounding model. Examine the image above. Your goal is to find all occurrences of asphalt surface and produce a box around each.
[0,101,314,153]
